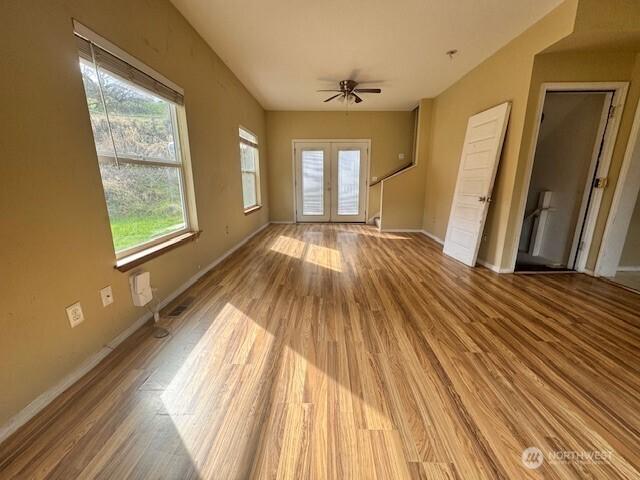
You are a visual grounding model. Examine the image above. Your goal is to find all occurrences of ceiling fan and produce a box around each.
[318,80,382,104]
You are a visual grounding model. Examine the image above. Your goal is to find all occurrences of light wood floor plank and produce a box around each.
[1,224,639,479]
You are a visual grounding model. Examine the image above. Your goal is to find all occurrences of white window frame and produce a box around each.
[92,99,191,260]
[239,126,261,211]
[75,22,198,260]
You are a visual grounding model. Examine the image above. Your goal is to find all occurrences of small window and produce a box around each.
[76,33,195,258]
[239,127,261,211]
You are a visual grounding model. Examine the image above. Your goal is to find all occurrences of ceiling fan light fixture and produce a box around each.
[317,79,382,106]
[446,49,459,60]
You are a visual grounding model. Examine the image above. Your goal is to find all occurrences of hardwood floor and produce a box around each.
[1,224,639,479]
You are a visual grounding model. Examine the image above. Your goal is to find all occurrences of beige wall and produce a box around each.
[420,0,578,264]
[574,0,640,35]
[0,0,268,425]
[419,0,640,270]
[381,100,432,231]
[265,111,416,222]
[620,193,640,267]
[503,50,640,270]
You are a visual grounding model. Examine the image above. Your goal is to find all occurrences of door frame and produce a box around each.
[595,98,640,277]
[291,139,371,223]
[509,82,628,273]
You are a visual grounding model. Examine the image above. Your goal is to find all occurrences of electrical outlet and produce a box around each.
[100,286,114,307]
[66,302,85,328]
[399,153,405,160]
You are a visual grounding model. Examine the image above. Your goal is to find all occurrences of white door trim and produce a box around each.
[291,139,371,223]
[595,98,640,277]
[509,82,629,273]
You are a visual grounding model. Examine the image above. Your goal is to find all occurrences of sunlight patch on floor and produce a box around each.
[160,302,274,477]
[357,228,411,240]
[270,234,344,271]
[305,243,343,272]
[270,234,306,258]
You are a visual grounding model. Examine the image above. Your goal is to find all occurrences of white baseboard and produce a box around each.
[0,312,151,444]
[0,221,270,445]
[380,228,423,233]
[270,220,295,224]
[418,231,513,273]
[617,265,640,272]
[476,258,513,274]
[420,230,444,245]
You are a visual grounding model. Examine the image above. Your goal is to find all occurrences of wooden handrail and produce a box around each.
[369,162,414,186]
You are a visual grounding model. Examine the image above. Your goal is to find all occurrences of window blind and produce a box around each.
[301,150,324,215]
[75,35,184,106]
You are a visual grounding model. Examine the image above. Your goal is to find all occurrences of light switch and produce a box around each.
[66,302,85,328]
[100,286,114,307]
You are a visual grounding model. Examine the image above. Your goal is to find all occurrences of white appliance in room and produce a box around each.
[129,271,153,307]
[528,190,553,257]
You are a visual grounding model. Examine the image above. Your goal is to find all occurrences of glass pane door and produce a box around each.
[295,143,331,222]
[294,141,368,223]
[330,143,368,222]
[302,150,325,216]
[337,150,361,215]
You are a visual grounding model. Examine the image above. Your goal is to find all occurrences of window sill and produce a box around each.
[244,205,262,215]
[115,231,201,272]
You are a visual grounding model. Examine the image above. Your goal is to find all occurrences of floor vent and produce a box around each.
[168,296,195,317]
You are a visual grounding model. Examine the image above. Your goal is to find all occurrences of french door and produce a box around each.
[294,141,369,223]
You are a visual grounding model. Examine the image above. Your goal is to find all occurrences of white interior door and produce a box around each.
[294,141,368,223]
[443,102,511,266]
[330,142,368,222]
[295,142,331,222]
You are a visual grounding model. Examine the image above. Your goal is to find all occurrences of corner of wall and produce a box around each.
[380,100,434,231]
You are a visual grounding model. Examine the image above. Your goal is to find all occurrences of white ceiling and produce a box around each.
[170,0,563,111]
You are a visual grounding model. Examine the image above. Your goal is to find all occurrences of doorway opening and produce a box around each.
[514,83,627,273]
[293,140,370,223]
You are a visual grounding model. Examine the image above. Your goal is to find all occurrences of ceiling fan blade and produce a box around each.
[354,88,382,93]
[352,93,363,103]
[317,89,342,92]
[324,93,343,102]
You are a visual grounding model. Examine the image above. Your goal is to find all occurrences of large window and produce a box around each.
[76,33,193,258]
[239,127,261,211]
